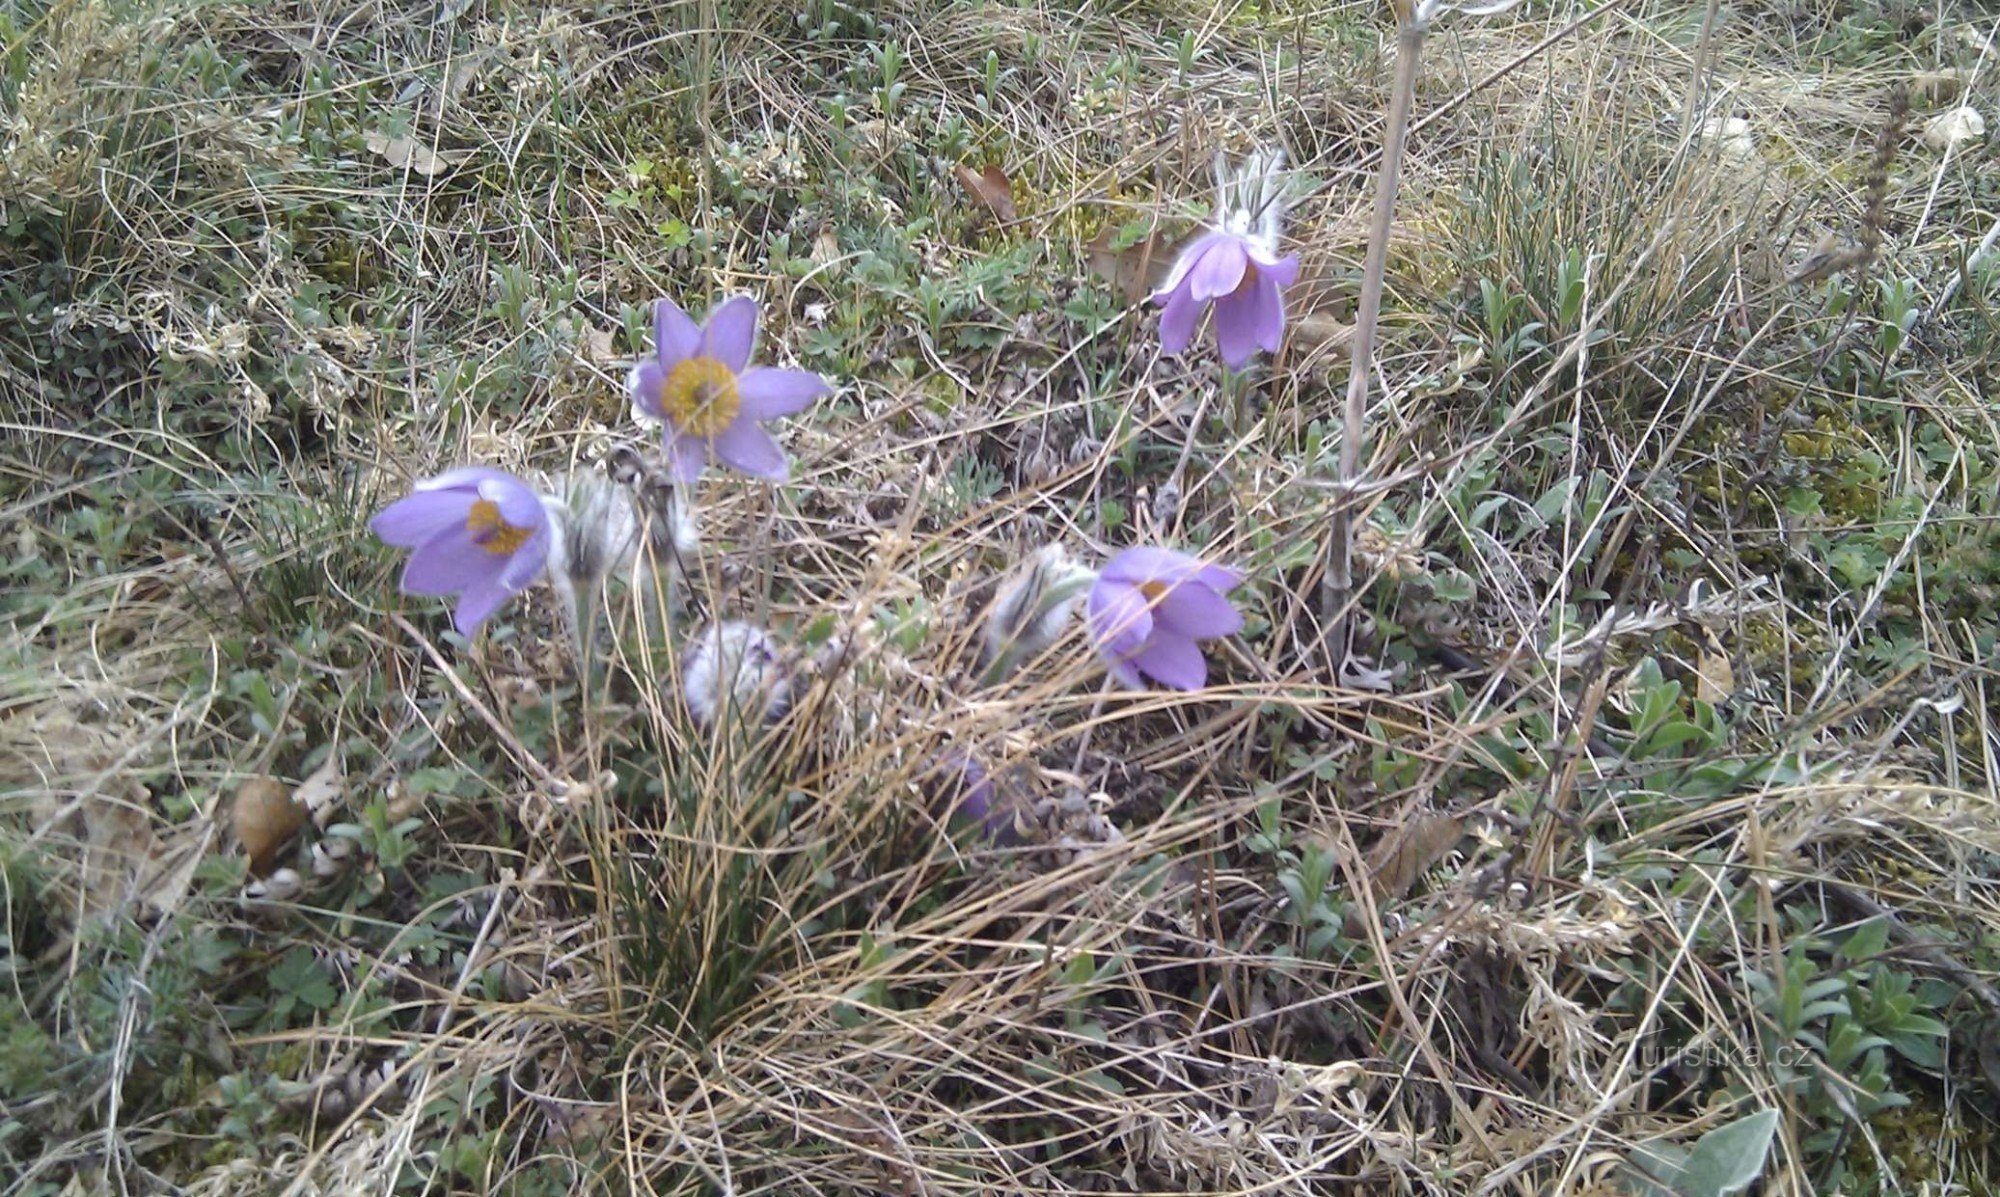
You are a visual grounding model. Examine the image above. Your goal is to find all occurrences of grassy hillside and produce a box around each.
[3,0,1997,1192]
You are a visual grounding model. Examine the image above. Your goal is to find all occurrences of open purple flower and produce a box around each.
[1086,546,1244,691]
[1154,149,1299,369]
[371,467,553,635]
[628,295,830,484]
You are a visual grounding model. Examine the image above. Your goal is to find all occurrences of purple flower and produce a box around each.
[1086,547,1244,691]
[928,751,1024,846]
[627,295,830,484]
[1153,149,1299,369]
[371,467,552,635]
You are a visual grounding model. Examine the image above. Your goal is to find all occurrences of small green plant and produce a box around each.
[1627,1107,1780,1197]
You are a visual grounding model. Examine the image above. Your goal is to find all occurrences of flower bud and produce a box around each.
[980,545,1089,682]
[682,620,791,728]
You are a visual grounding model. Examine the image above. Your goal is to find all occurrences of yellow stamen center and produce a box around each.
[466,498,532,555]
[660,356,741,437]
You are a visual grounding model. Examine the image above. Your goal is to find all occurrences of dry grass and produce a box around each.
[3,0,1999,1193]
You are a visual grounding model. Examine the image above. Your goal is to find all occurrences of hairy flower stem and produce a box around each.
[1321,18,1424,674]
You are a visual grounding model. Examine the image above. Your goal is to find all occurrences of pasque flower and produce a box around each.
[980,544,1090,682]
[928,751,1025,846]
[1086,546,1244,691]
[681,620,791,728]
[371,467,552,635]
[1154,149,1299,368]
[628,295,830,484]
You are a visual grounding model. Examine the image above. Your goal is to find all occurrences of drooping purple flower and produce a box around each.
[1086,546,1244,691]
[1153,149,1299,369]
[371,467,552,635]
[627,295,830,484]
[927,750,1024,846]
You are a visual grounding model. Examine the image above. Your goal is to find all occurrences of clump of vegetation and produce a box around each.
[4,0,1998,1193]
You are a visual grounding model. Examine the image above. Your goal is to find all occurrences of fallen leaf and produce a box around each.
[1367,813,1465,899]
[1911,69,1966,103]
[233,776,306,877]
[954,163,1018,223]
[1923,106,1985,151]
[17,714,164,919]
[1290,312,1355,361]
[811,222,841,262]
[365,130,460,176]
[1695,647,1735,703]
[442,45,496,102]
[577,323,616,365]
[1087,226,1182,304]
[1697,116,1757,163]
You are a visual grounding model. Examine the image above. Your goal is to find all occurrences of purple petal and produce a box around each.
[1101,546,1242,593]
[655,298,700,367]
[497,522,552,590]
[1105,656,1145,689]
[414,466,514,495]
[1187,235,1249,301]
[401,526,505,596]
[629,359,667,420]
[737,367,828,419]
[476,472,547,530]
[1213,287,1261,368]
[1153,582,1243,639]
[453,576,513,635]
[1153,232,1229,301]
[1086,578,1153,661]
[1240,274,1288,358]
[372,490,474,548]
[1253,276,1287,353]
[1251,249,1301,289]
[666,433,708,484]
[702,296,759,373]
[1157,283,1200,356]
[1132,633,1208,691]
[712,419,789,480]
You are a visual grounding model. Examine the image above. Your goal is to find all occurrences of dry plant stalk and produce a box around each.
[1322,16,1426,672]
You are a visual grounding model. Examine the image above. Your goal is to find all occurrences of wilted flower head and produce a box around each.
[981,544,1090,681]
[628,295,830,484]
[371,467,552,635]
[682,620,791,728]
[926,750,1025,846]
[1154,148,1300,368]
[542,469,649,658]
[1086,546,1244,691]
[546,469,642,594]
[1403,0,1523,29]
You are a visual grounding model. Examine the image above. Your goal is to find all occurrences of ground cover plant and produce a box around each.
[4,0,1999,1193]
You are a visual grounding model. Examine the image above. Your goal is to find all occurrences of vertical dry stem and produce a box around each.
[1321,20,1425,672]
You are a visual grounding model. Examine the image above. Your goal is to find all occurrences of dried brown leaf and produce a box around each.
[578,323,617,365]
[1291,311,1356,360]
[1695,648,1735,703]
[365,131,460,176]
[1368,813,1465,899]
[233,776,306,877]
[953,163,1018,223]
[1912,69,1966,103]
[1086,228,1181,305]
[811,222,841,262]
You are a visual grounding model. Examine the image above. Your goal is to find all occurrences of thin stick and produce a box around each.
[1679,0,1724,137]
[1322,19,1425,672]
